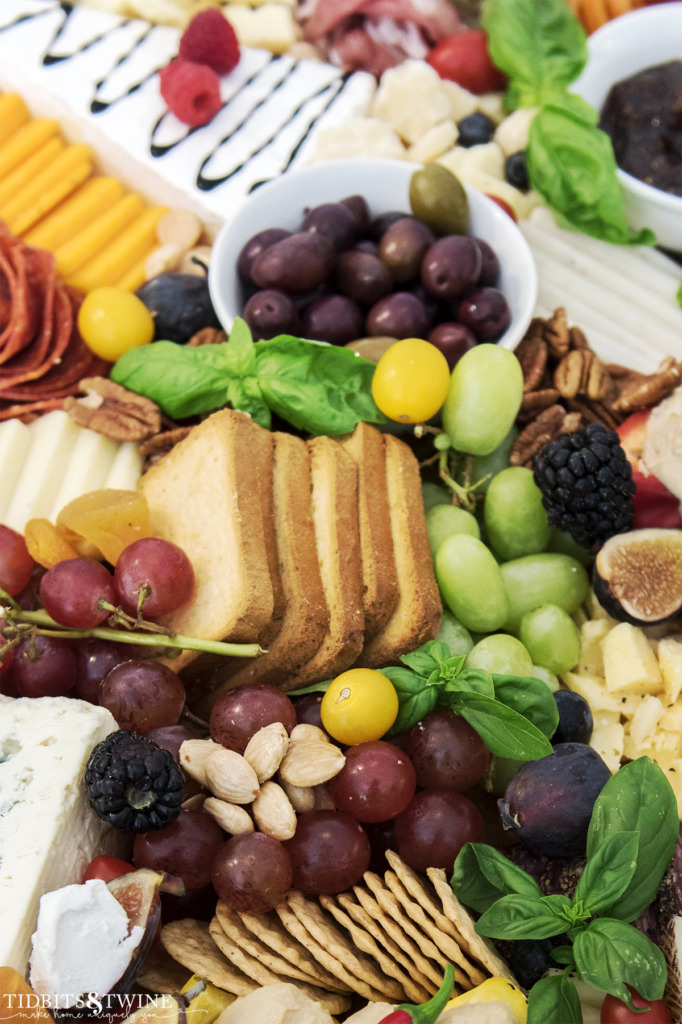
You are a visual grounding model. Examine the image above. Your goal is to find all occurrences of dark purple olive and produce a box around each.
[244,289,300,340]
[237,228,291,283]
[472,237,500,286]
[301,202,358,251]
[354,239,379,256]
[456,286,511,341]
[378,217,435,284]
[370,210,408,240]
[365,292,431,340]
[335,251,394,306]
[421,235,482,300]
[427,322,477,369]
[251,233,335,293]
[301,294,364,345]
[340,195,370,235]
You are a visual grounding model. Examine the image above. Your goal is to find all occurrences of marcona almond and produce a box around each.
[280,778,315,814]
[145,242,182,279]
[244,722,290,783]
[279,740,345,788]
[179,738,223,786]
[290,723,329,744]
[252,781,297,840]
[204,797,254,835]
[157,208,203,251]
[205,748,260,804]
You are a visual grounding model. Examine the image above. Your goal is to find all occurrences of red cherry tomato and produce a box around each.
[631,470,682,529]
[427,29,506,94]
[82,854,135,883]
[485,195,517,221]
[600,990,671,1023]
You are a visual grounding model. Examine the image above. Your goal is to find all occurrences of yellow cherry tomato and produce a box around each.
[445,976,527,1024]
[371,337,450,424]
[321,668,399,745]
[78,286,154,361]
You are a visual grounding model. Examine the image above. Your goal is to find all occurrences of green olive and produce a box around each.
[409,163,470,236]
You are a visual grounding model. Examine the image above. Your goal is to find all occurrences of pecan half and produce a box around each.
[515,335,548,393]
[518,388,561,423]
[612,360,682,413]
[64,377,161,441]
[188,327,228,347]
[543,307,570,359]
[554,350,611,402]
[510,405,573,467]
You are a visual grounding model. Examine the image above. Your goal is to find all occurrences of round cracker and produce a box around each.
[160,919,257,997]
[320,894,427,1004]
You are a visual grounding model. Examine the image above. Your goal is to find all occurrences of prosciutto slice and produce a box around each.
[299,0,462,74]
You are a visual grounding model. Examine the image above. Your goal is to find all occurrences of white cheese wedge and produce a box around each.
[0,418,33,523]
[0,695,123,974]
[3,410,80,533]
[30,879,143,1009]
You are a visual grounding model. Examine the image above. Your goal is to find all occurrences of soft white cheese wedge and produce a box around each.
[29,878,143,1009]
[0,695,124,974]
[0,418,33,523]
[3,411,80,533]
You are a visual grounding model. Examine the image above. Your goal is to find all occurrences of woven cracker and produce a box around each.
[385,851,474,947]
[275,900,387,1003]
[427,868,518,984]
[384,869,485,988]
[209,916,350,1015]
[320,894,427,1004]
[238,910,351,992]
[286,890,405,1002]
[347,887,442,990]
[337,891,438,996]
[160,919,257,997]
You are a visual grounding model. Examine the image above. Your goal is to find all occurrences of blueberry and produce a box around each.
[505,150,530,190]
[552,690,593,745]
[457,113,496,148]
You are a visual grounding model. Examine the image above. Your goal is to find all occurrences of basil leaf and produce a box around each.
[286,680,331,696]
[551,945,576,967]
[223,317,257,375]
[574,831,639,918]
[254,337,387,435]
[226,376,271,430]
[586,757,679,922]
[527,974,582,1024]
[112,341,232,418]
[381,667,438,736]
[483,0,587,100]
[453,692,553,759]
[452,842,542,915]
[492,674,559,738]
[447,668,495,697]
[527,107,656,246]
[573,918,667,1006]
[476,894,568,940]
[400,641,452,677]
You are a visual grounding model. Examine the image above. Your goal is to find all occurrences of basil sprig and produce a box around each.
[482,0,656,246]
[111,318,388,436]
[452,757,677,1022]
[380,640,558,760]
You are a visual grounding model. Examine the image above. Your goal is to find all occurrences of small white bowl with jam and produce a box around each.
[572,2,682,252]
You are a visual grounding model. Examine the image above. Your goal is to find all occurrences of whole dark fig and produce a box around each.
[498,742,611,857]
[136,273,221,344]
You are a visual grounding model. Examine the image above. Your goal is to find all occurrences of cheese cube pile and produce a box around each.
[562,593,682,816]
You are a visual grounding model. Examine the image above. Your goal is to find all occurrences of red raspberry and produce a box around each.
[179,8,240,76]
[159,60,222,127]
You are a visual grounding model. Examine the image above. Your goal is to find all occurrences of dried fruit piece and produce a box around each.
[24,518,79,569]
[56,489,151,565]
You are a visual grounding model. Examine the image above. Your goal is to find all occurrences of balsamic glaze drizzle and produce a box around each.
[0,2,356,195]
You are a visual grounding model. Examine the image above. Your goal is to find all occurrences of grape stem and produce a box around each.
[0,591,263,659]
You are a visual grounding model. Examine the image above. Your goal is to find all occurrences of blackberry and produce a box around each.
[532,421,635,550]
[85,729,185,833]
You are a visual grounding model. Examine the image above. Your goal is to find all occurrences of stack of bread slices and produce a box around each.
[139,410,442,710]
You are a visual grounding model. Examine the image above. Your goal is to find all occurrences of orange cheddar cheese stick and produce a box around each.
[0,118,60,178]
[25,177,125,250]
[54,193,144,277]
[0,137,65,207]
[3,145,94,235]
[67,206,168,291]
[0,94,29,143]
[116,250,154,292]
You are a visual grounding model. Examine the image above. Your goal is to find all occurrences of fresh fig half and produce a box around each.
[593,527,682,625]
[107,869,163,997]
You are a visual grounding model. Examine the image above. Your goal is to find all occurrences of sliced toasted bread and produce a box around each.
[356,433,442,668]
[139,409,275,673]
[286,435,364,687]
[339,422,399,642]
[205,431,330,696]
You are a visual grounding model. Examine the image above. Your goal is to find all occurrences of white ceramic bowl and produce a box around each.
[571,3,682,252]
[208,158,537,351]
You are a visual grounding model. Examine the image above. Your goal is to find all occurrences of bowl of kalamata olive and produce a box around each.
[571,3,682,252]
[209,158,537,362]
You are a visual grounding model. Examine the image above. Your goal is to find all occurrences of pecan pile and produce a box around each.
[511,308,682,467]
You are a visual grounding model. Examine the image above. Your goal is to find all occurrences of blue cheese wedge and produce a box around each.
[0,695,124,974]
